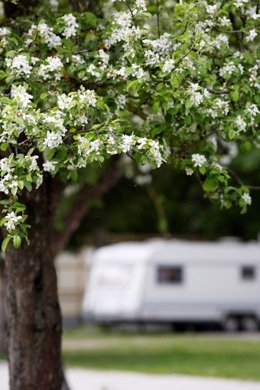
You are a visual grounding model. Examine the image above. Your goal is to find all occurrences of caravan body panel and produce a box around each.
[82,240,260,326]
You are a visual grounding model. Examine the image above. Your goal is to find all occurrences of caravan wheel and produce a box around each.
[223,316,240,332]
[241,316,259,332]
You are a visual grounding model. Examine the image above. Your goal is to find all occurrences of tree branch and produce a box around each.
[206,88,229,95]
[53,161,121,256]
[4,0,38,18]
[229,12,244,52]
[71,0,99,13]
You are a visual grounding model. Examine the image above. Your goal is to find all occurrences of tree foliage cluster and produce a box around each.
[0,0,259,250]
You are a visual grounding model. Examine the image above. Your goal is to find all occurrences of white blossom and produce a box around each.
[143,33,173,56]
[135,0,147,12]
[0,27,10,47]
[42,112,65,131]
[57,94,74,110]
[26,156,38,171]
[79,115,89,125]
[116,94,126,109]
[249,61,260,89]
[206,98,230,118]
[234,0,249,8]
[246,6,260,20]
[192,153,207,167]
[72,54,85,64]
[6,55,32,77]
[115,66,127,79]
[43,160,56,172]
[144,50,160,66]
[98,49,109,67]
[4,211,22,232]
[11,85,33,107]
[89,140,101,154]
[61,14,79,38]
[212,34,229,49]
[0,27,9,36]
[246,29,257,42]
[0,180,9,195]
[241,193,252,205]
[219,17,231,27]
[131,64,146,79]
[38,56,63,80]
[246,103,259,123]
[149,140,163,167]
[87,64,101,78]
[188,83,204,107]
[162,59,175,73]
[78,88,97,107]
[121,134,135,153]
[137,138,148,150]
[0,158,13,174]
[212,162,223,172]
[49,0,59,10]
[36,173,43,188]
[219,61,236,78]
[205,4,218,14]
[43,131,64,149]
[185,168,194,176]
[115,12,132,28]
[38,22,61,48]
[234,116,247,132]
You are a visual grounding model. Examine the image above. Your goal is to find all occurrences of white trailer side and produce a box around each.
[140,241,260,330]
[82,240,260,330]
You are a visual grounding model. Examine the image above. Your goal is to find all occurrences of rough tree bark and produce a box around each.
[5,183,63,390]
[0,257,6,353]
[3,163,120,390]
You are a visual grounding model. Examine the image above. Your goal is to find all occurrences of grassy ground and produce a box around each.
[62,326,260,381]
[0,351,7,360]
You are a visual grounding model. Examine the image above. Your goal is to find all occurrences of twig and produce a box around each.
[156,0,161,38]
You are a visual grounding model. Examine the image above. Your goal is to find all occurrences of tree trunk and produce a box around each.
[5,186,63,390]
[0,258,6,353]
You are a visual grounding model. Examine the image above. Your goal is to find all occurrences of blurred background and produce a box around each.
[1,152,260,383]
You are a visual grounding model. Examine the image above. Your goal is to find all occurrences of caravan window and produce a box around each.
[241,266,256,281]
[157,266,183,284]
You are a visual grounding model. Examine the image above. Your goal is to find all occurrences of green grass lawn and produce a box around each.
[0,351,7,360]
[63,327,260,381]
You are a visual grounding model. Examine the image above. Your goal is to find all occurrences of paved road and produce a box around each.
[1,363,260,390]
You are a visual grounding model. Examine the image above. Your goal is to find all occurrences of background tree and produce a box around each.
[0,0,259,389]
[68,148,260,246]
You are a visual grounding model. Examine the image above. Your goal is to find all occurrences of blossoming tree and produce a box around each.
[0,0,259,388]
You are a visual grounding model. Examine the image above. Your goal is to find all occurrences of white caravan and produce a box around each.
[82,239,260,331]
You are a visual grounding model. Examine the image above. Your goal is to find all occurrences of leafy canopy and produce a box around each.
[0,0,259,249]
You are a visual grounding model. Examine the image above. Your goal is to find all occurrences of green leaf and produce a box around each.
[13,235,22,249]
[231,86,239,102]
[77,70,86,79]
[240,141,252,153]
[1,236,11,252]
[80,12,97,29]
[24,181,32,191]
[0,71,7,80]
[0,143,8,152]
[203,177,219,192]
[0,218,7,227]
